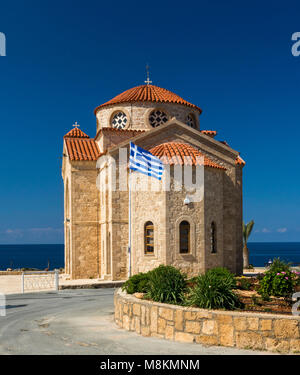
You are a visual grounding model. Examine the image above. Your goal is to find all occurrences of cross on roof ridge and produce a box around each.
[144,64,152,85]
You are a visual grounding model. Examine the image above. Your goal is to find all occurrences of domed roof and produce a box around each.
[149,142,225,169]
[94,84,202,114]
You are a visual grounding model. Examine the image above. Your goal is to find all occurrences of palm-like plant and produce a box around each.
[243,220,254,269]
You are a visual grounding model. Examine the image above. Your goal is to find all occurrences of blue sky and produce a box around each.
[0,0,299,244]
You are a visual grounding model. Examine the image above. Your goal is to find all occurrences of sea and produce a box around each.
[0,242,299,271]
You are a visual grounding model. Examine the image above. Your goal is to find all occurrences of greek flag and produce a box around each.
[129,142,164,180]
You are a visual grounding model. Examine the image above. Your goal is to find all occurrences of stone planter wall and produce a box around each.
[114,289,300,353]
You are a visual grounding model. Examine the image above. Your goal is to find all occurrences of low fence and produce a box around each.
[21,270,59,293]
[0,271,23,276]
[114,288,300,354]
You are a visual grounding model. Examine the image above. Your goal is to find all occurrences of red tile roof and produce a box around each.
[217,139,246,167]
[64,128,101,161]
[64,128,90,138]
[94,85,202,114]
[236,155,246,166]
[149,142,226,169]
[201,130,217,137]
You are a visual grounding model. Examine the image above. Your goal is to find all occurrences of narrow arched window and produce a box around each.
[211,222,217,253]
[144,221,154,254]
[180,221,190,254]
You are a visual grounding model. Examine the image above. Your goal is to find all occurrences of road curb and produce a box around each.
[59,281,124,290]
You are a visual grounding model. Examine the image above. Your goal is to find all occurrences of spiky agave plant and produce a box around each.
[243,220,254,269]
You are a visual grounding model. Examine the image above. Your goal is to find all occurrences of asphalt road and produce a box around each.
[0,289,271,355]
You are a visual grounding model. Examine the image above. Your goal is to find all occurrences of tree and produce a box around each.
[243,220,254,269]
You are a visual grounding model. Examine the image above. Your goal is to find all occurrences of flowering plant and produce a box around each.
[259,260,297,298]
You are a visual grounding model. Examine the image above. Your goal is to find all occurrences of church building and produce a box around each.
[62,82,245,280]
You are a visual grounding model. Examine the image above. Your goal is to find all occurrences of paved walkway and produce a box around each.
[0,275,21,294]
[0,289,274,355]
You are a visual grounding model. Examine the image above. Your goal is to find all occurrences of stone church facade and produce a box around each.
[62,84,245,280]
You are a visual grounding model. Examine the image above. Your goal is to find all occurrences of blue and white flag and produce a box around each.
[129,142,164,180]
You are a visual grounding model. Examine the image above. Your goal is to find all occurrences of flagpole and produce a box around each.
[128,168,132,278]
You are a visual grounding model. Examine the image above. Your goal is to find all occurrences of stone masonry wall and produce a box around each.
[70,162,100,279]
[204,168,224,270]
[96,102,200,132]
[165,168,205,276]
[115,289,300,354]
[131,171,167,274]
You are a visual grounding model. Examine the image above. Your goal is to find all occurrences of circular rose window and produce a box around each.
[149,110,168,128]
[111,111,128,129]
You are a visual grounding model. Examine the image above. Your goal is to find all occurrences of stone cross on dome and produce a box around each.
[144,64,152,85]
[72,121,80,128]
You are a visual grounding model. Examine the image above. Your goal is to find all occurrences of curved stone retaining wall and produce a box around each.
[114,289,300,353]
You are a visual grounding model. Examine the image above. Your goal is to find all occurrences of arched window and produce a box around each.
[186,114,196,128]
[144,221,154,254]
[180,221,190,254]
[210,222,217,253]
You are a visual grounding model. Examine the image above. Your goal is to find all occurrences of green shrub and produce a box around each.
[122,272,149,294]
[257,273,265,281]
[293,270,300,286]
[187,276,198,286]
[270,258,292,271]
[188,269,242,310]
[146,265,187,304]
[251,295,261,306]
[238,277,252,291]
[206,267,237,289]
[259,259,296,298]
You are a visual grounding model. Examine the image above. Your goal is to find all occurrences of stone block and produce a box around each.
[184,311,196,320]
[135,316,141,334]
[216,314,232,324]
[141,325,150,337]
[247,317,259,331]
[260,319,272,331]
[235,331,264,350]
[195,311,213,319]
[158,317,167,334]
[195,335,218,346]
[130,317,135,331]
[165,325,174,340]
[175,310,184,331]
[159,307,174,321]
[202,320,217,335]
[273,319,299,339]
[123,315,130,330]
[133,303,141,316]
[264,338,290,353]
[233,317,247,331]
[290,339,300,353]
[174,331,195,343]
[150,306,158,333]
[141,305,146,325]
[219,324,234,347]
[185,321,201,334]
